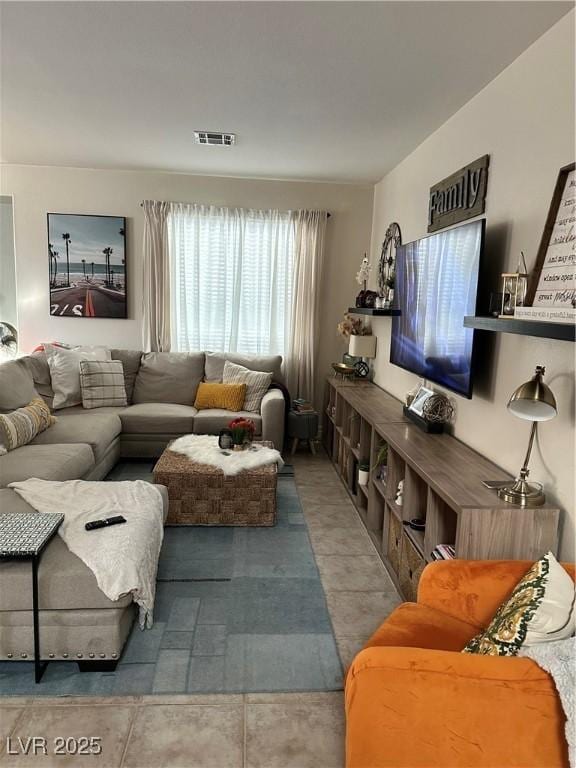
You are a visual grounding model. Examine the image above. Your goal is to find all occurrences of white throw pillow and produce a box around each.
[44,344,111,409]
[463,552,575,656]
[222,360,273,412]
[524,553,575,646]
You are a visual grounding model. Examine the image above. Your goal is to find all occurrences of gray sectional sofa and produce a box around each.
[0,348,286,668]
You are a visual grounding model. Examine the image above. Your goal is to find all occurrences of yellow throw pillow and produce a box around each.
[194,382,247,412]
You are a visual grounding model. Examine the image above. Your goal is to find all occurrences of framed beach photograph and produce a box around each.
[408,385,435,417]
[47,213,127,318]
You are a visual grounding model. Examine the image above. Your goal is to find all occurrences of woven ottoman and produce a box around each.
[153,442,277,526]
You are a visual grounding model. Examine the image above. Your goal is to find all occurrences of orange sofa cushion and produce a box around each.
[365,602,480,652]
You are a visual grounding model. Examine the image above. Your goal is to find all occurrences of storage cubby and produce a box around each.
[322,378,560,602]
[424,489,458,562]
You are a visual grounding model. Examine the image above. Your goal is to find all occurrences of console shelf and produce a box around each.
[464,315,575,342]
[322,377,560,601]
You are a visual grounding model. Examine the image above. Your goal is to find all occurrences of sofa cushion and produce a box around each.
[110,348,142,403]
[20,352,55,409]
[133,352,205,405]
[0,535,132,611]
[205,351,283,384]
[223,360,273,412]
[120,403,197,434]
[0,359,37,412]
[0,487,36,514]
[31,411,121,463]
[365,602,480,653]
[0,444,94,487]
[193,409,262,436]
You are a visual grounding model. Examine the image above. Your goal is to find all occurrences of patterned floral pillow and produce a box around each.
[0,397,56,454]
[463,552,575,656]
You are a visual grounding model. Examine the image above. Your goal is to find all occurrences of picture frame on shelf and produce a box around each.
[526,162,576,309]
[407,385,435,417]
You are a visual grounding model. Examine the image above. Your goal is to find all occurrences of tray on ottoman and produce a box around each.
[153,441,278,526]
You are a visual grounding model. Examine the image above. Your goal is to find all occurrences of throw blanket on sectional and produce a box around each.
[169,434,284,475]
[520,637,576,767]
[9,478,164,629]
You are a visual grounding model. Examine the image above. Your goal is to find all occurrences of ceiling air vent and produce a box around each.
[194,131,236,146]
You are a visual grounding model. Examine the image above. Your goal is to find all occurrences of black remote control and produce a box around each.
[85,515,127,531]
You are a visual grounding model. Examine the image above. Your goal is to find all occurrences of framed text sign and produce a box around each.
[428,155,489,233]
[527,163,576,308]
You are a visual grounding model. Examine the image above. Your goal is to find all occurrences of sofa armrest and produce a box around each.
[345,646,566,768]
[417,559,539,629]
[260,388,285,450]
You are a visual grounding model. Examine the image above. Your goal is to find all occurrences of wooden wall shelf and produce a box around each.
[322,377,560,601]
[464,315,575,342]
[348,307,400,316]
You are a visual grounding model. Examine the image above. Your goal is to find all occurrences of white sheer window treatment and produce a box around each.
[168,204,294,358]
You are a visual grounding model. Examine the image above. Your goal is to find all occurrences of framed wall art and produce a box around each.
[47,213,127,318]
[526,163,575,309]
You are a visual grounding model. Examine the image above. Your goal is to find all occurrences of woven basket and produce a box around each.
[153,443,277,527]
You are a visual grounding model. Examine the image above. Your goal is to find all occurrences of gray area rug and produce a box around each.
[0,462,343,696]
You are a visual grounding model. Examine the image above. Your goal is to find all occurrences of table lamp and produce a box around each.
[497,365,557,507]
[348,334,376,378]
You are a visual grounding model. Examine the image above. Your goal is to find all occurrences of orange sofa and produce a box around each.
[345,559,574,768]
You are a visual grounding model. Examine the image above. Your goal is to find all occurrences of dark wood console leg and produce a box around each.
[77,660,119,672]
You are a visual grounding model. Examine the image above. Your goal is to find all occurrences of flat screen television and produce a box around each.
[390,218,485,399]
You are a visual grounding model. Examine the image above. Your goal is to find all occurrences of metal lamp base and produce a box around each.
[497,477,546,507]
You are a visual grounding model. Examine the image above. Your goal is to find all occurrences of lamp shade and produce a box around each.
[349,334,376,359]
[507,367,557,422]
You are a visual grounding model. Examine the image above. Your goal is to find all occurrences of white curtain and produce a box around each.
[286,210,327,402]
[168,204,294,357]
[142,200,171,352]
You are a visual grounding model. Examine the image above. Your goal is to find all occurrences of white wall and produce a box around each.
[0,165,373,403]
[0,196,17,328]
[368,12,575,560]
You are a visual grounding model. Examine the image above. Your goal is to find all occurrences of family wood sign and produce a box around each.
[428,155,489,233]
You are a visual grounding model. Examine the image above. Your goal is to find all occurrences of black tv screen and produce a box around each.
[390,219,485,399]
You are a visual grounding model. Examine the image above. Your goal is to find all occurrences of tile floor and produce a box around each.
[0,449,400,767]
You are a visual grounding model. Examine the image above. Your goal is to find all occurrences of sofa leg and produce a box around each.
[77,660,119,672]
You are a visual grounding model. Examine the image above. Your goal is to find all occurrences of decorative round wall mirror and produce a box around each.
[377,222,402,307]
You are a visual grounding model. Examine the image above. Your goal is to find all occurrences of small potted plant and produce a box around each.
[228,417,256,449]
[358,460,370,486]
[373,443,388,484]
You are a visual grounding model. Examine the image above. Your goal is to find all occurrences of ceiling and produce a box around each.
[1,1,572,183]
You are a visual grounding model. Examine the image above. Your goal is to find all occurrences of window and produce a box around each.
[169,204,294,356]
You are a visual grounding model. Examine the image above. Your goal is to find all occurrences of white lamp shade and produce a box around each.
[508,399,556,422]
[349,335,376,358]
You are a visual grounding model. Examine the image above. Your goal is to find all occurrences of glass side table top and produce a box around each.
[0,512,64,557]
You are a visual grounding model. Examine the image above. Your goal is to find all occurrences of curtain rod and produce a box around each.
[139,201,330,217]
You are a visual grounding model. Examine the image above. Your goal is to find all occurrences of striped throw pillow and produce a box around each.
[80,360,128,409]
[222,360,272,413]
[0,397,56,455]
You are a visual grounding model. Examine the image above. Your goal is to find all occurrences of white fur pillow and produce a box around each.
[44,344,111,409]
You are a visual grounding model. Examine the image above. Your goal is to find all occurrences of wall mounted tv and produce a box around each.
[390,218,485,399]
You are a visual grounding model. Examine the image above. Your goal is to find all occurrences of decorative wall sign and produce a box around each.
[527,163,576,308]
[428,155,489,233]
[47,213,127,318]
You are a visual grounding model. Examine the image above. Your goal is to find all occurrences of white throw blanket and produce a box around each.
[520,637,576,767]
[169,434,284,475]
[9,478,164,629]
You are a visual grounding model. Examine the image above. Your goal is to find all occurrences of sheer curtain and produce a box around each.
[168,205,294,357]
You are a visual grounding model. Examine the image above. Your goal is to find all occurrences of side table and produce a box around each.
[287,410,319,455]
[0,512,64,683]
